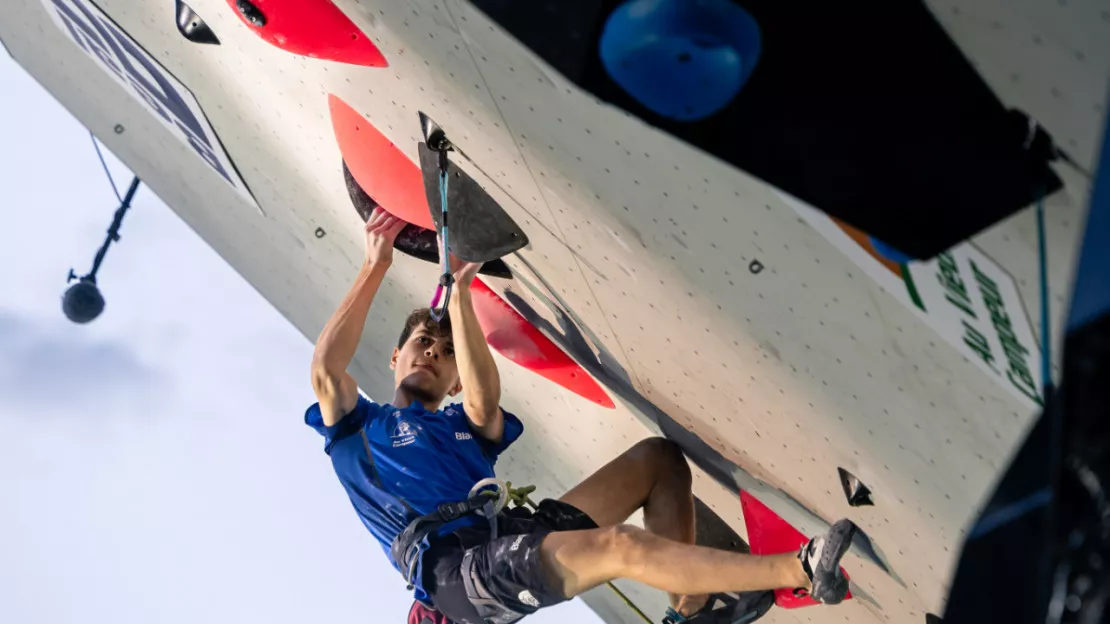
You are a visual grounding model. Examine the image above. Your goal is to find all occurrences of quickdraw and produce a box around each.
[428,139,454,323]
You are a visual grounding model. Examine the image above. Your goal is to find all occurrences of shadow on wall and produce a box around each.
[504,253,900,585]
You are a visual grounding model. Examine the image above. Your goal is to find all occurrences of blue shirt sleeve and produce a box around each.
[449,403,523,463]
[304,395,376,454]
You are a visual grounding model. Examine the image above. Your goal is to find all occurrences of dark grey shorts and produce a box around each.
[422,499,599,624]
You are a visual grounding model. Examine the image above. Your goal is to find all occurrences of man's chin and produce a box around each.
[398,377,442,404]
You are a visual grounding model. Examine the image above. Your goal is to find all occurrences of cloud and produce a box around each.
[0,309,163,413]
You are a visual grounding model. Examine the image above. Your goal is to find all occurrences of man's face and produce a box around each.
[390,326,461,403]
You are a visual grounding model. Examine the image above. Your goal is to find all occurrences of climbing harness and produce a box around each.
[388,471,655,624]
[428,136,454,323]
[390,477,536,624]
[391,479,505,591]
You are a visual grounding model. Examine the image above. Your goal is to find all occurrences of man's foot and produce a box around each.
[798,518,858,605]
[662,591,774,623]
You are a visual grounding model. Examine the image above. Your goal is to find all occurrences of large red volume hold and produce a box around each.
[470,278,615,409]
[739,491,853,609]
[228,0,388,67]
[328,94,433,229]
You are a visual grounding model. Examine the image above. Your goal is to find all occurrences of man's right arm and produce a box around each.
[310,208,406,427]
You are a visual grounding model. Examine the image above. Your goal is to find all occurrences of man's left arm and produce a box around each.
[448,274,505,444]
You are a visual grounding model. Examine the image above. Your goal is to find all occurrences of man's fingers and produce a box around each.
[369,213,400,235]
[367,206,387,228]
[385,217,407,235]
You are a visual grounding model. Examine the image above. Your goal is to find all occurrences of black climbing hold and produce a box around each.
[315,227,326,239]
[114,124,125,134]
[175,0,220,45]
[749,259,764,274]
[419,112,449,153]
[418,143,529,264]
[342,160,512,279]
[838,467,874,507]
[235,0,266,27]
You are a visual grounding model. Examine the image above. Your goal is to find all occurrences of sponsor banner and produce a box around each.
[43,0,259,211]
[778,191,1043,409]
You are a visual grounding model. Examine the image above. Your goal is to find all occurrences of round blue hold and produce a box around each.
[868,236,917,265]
[599,0,762,122]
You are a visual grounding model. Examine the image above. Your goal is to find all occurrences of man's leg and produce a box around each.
[557,437,706,614]
[538,524,808,599]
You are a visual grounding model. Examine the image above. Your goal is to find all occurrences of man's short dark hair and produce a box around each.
[397,308,453,350]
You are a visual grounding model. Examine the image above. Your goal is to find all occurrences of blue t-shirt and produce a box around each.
[305,395,524,603]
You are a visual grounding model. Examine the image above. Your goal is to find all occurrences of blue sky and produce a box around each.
[0,52,601,624]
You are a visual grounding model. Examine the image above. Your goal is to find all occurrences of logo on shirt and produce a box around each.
[455,431,473,441]
[391,418,417,448]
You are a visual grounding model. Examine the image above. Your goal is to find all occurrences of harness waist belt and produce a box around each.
[391,495,499,590]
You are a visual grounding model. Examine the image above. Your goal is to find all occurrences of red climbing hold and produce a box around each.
[328,94,433,229]
[739,491,853,609]
[227,0,388,67]
[470,278,615,409]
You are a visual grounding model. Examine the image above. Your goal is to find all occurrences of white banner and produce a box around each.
[778,191,1043,409]
[43,0,259,211]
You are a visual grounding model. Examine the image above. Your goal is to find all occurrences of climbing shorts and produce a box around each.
[421,499,598,624]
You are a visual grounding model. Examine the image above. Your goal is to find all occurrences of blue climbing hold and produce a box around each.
[869,236,917,265]
[599,0,762,122]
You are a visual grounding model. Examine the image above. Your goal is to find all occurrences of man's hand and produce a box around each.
[365,207,407,268]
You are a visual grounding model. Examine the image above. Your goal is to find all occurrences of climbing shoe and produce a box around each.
[661,591,774,623]
[798,518,858,604]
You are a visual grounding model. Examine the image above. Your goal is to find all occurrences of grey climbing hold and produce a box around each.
[749,259,764,274]
[114,124,125,134]
[342,160,512,279]
[315,227,326,239]
[418,143,528,264]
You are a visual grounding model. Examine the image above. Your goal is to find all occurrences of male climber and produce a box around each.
[307,207,858,624]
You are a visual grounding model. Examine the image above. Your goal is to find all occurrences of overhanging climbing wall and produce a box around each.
[3,0,1106,622]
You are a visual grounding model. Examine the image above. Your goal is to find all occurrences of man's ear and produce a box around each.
[448,380,463,397]
[389,347,400,371]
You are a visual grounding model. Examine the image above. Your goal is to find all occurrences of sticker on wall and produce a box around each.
[779,190,1044,409]
[43,0,259,212]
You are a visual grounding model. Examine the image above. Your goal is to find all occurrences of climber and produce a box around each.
[306,207,858,624]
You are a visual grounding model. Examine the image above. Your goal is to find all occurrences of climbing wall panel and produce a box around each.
[4,0,1107,623]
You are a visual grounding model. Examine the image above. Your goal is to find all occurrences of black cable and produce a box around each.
[90,131,123,203]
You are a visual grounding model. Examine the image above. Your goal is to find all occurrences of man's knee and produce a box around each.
[604,524,654,574]
[540,525,650,599]
[628,437,691,485]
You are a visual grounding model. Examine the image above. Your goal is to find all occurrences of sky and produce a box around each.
[0,52,602,624]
